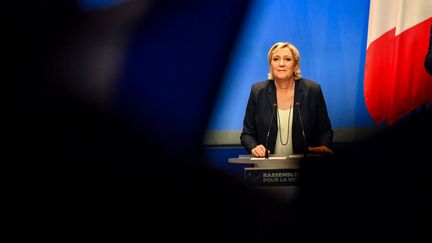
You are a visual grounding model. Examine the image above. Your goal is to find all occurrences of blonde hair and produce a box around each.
[267,42,301,80]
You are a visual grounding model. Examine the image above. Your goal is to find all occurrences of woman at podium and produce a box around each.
[240,42,333,158]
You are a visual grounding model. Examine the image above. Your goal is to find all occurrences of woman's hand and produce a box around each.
[251,144,269,157]
[308,145,334,154]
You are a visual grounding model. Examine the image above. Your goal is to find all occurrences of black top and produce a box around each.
[240,78,333,154]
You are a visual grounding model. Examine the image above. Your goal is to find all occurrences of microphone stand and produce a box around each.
[296,102,307,157]
[265,104,278,159]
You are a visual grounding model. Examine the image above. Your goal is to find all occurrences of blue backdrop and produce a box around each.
[208,0,375,132]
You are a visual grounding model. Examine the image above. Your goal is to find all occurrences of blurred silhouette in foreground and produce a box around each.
[5,1,430,242]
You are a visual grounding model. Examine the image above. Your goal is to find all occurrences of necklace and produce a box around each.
[277,107,292,145]
[277,83,295,145]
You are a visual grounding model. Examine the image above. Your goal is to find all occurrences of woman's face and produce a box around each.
[270,47,295,81]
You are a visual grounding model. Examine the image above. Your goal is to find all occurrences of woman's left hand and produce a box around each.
[308,145,334,154]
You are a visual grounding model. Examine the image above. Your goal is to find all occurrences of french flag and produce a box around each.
[364,0,432,125]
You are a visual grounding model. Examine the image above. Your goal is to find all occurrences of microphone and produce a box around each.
[265,103,278,159]
[296,102,307,156]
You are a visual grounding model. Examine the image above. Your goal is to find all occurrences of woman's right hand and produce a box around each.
[251,144,268,157]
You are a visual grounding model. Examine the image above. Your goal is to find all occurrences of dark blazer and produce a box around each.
[425,24,432,75]
[240,78,333,154]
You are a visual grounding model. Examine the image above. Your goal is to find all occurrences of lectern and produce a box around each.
[228,155,304,202]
